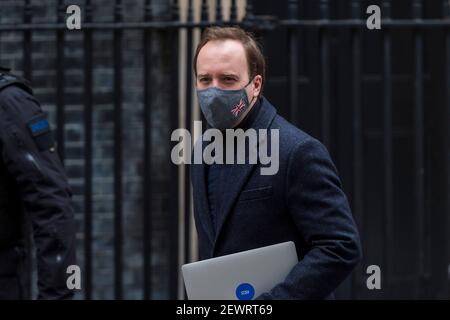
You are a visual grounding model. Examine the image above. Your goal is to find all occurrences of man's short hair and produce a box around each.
[193,26,266,95]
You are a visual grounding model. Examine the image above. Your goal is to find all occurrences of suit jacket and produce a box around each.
[190,97,362,299]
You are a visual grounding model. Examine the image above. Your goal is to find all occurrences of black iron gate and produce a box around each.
[0,0,449,299]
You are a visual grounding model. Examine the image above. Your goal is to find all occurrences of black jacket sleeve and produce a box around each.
[0,86,77,299]
[257,138,362,299]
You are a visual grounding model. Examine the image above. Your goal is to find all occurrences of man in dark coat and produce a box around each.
[190,27,362,299]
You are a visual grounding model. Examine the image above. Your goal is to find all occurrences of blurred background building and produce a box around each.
[0,0,449,299]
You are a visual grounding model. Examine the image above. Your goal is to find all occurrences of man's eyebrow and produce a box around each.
[221,73,239,78]
[196,73,239,79]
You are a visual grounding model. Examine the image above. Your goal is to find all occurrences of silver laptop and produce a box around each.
[181,241,298,300]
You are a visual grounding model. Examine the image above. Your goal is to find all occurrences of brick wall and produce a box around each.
[0,0,175,299]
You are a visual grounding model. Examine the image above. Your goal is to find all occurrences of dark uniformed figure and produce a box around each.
[0,67,76,299]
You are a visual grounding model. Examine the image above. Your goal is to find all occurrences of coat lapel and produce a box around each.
[191,139,215,245]
[212,97,277,254]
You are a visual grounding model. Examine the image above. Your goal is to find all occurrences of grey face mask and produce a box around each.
[196,80,255,130]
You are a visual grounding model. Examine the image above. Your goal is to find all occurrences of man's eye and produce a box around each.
[199,78,210,83]
[224,77,236,82]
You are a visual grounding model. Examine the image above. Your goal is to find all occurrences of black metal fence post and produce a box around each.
[413,0,425,298]
[83,0,93,300]
[230,0,238,24]
[444,0,450,298]
[22,0,33,300]
[113,0,124,300]
[184,0,194,268]
[351,0,363,299]
[287,0,299,124]
[215,0,223,24]
[143,0,153,301]
[23,0,32,80]
[382,0,393,298]
[319,0,330,148]
[201,0,209,28]
[169,0,180,300]
[56,0,66,162]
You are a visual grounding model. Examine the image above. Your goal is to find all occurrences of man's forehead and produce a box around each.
[197,39,247,75]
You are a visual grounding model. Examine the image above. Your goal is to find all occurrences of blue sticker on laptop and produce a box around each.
[235,283,255,300]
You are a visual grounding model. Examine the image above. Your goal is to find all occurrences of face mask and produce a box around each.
[196,79,255,130]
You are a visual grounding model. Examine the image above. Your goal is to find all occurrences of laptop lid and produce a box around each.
[181,241,298,300]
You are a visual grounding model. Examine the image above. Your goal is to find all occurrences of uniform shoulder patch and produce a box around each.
[28,113,50,137]
[27,113,55,151]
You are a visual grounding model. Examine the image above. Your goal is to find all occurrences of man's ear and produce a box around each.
[253,75,263,97]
